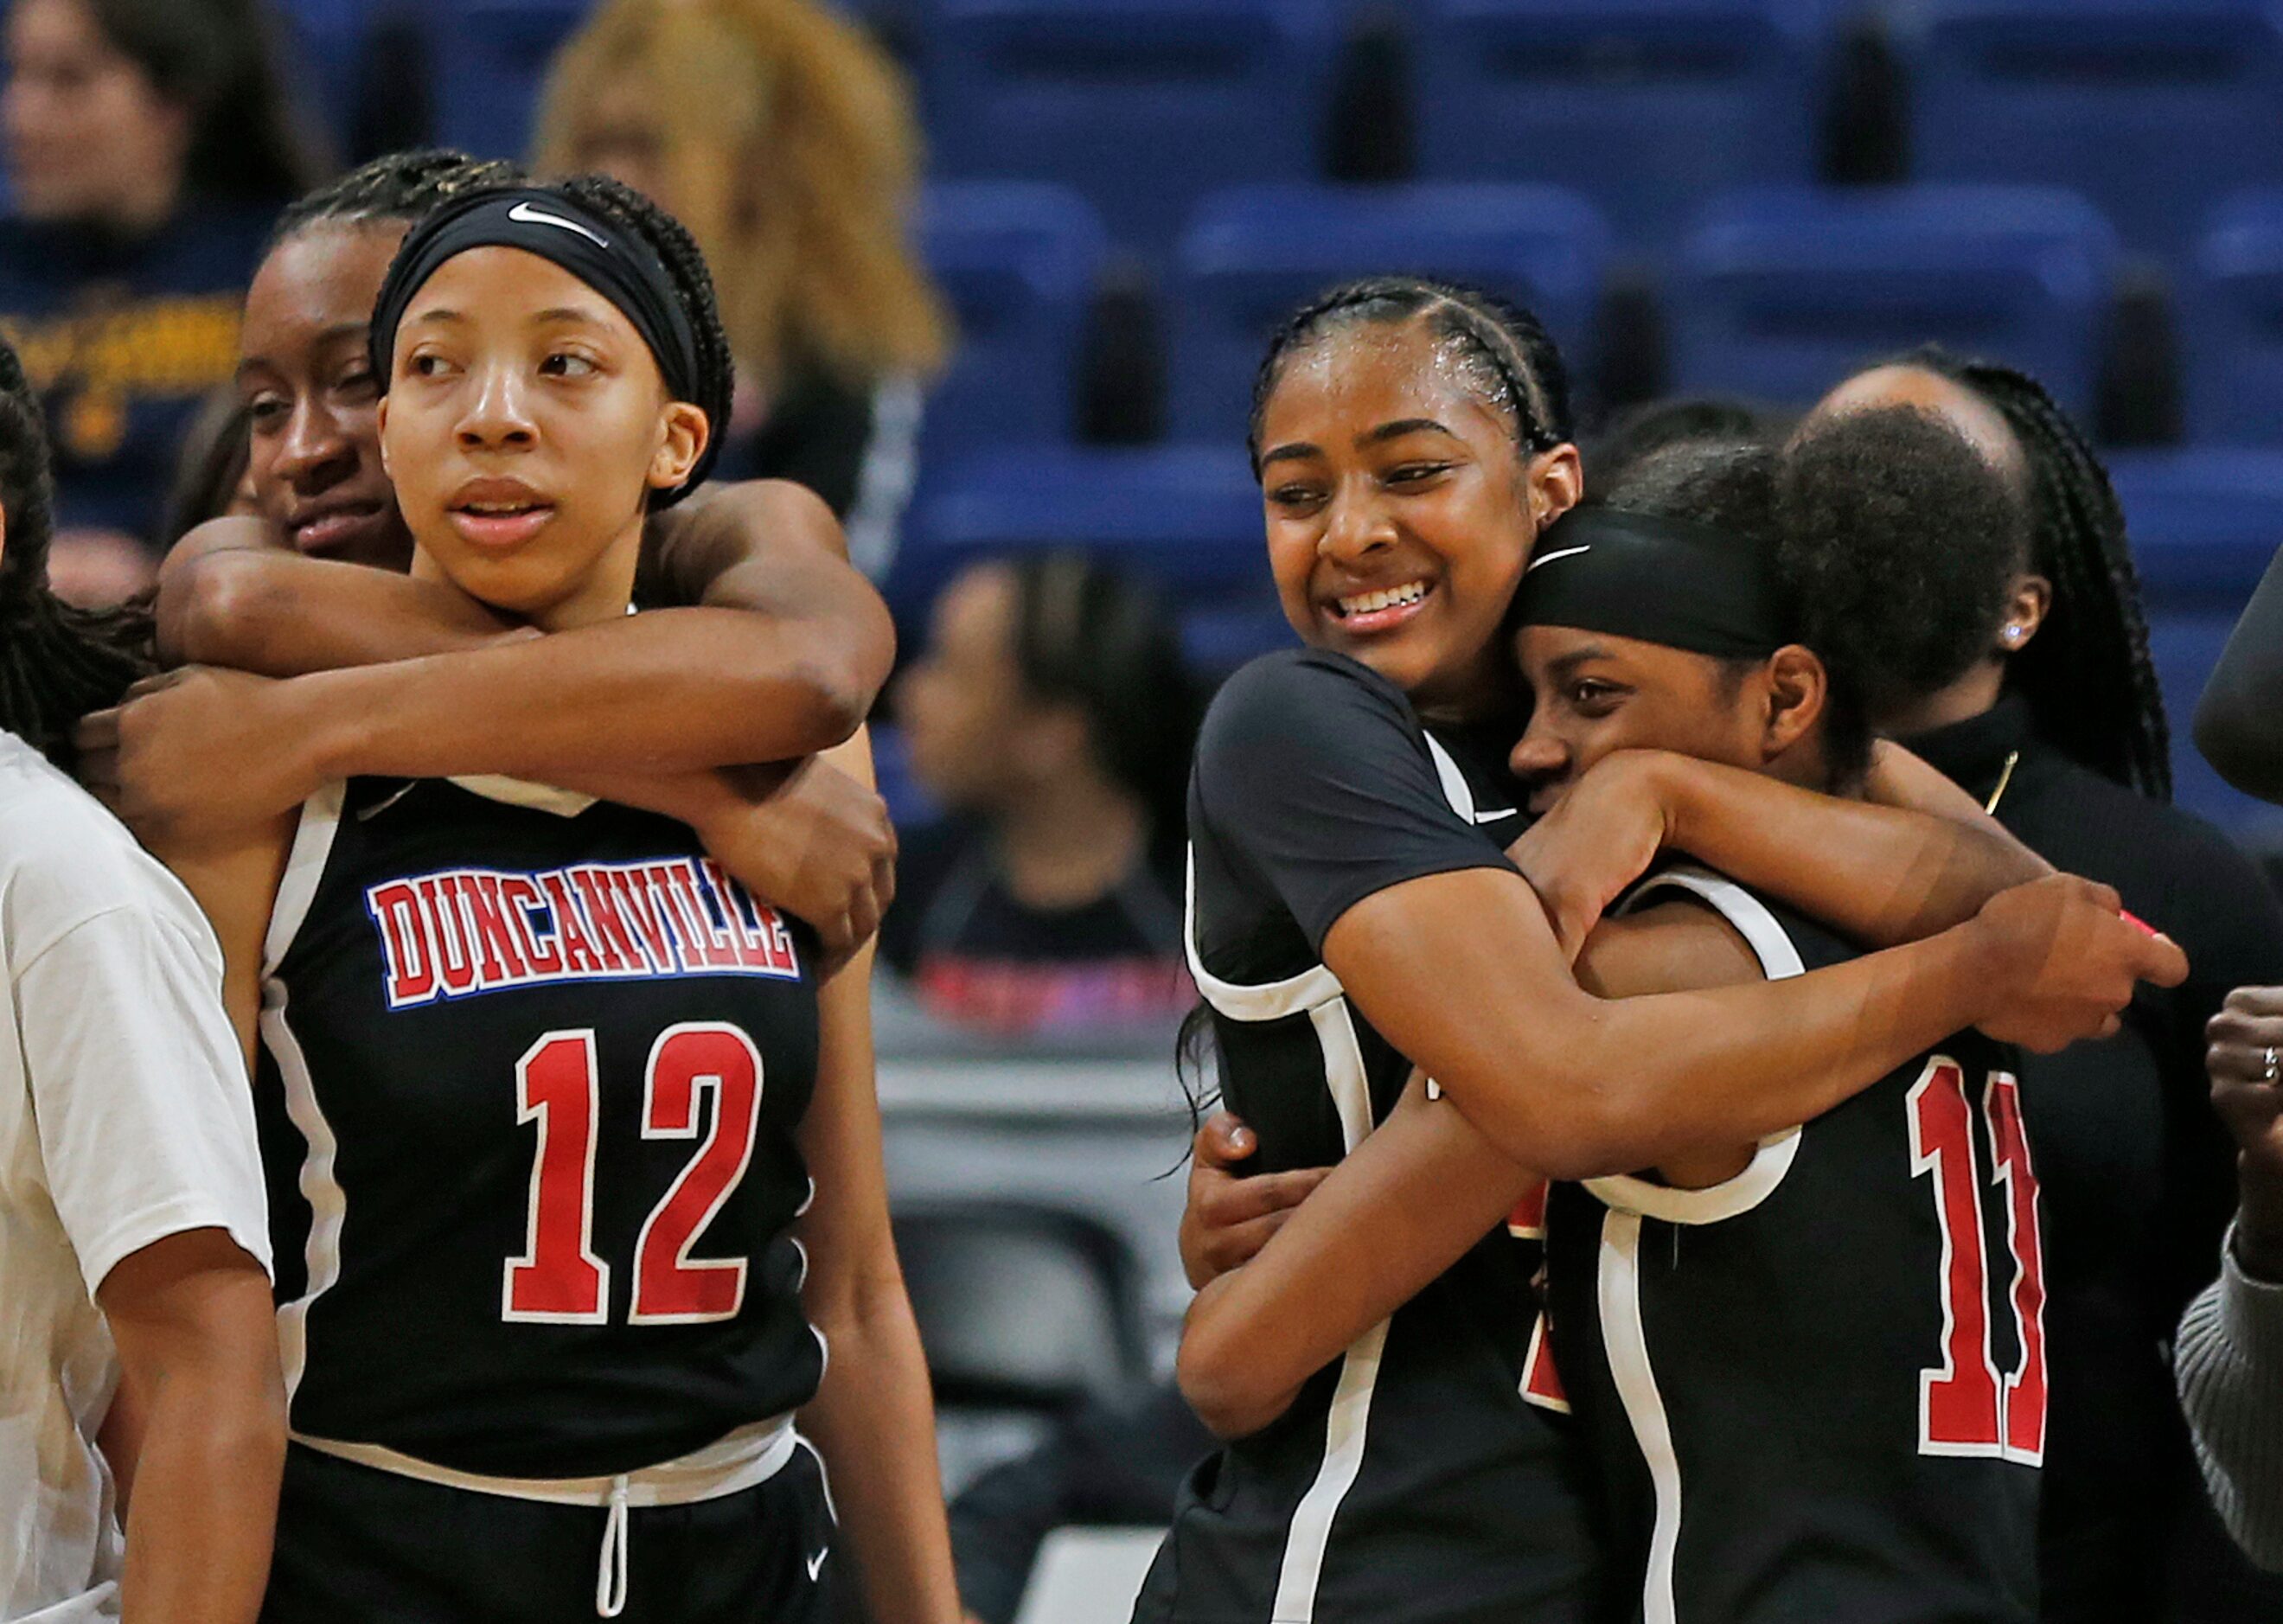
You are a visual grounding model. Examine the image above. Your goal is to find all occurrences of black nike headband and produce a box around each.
[368,186,719,505]
[1513,505,1793,660]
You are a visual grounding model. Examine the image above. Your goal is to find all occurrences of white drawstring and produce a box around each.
[596,1474,631,1618]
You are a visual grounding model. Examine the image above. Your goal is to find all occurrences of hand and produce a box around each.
[1508,750,1675,960]
[74,667,325,851]
[2204,987,2283,1279]
[1967,875,2188,1053]
[1179,1112,1330,1289]
[696,758,895,969]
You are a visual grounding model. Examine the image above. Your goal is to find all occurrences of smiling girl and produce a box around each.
[138,176,956,1624]
[1141,278,2182,1624]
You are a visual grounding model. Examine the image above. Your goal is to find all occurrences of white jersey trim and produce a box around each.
[1600,1209,1683,1624]
[1587,866,1807,1226]
[1270,999,1385,1623]
[1183,849,1344,1022]
[263,792,349,1400]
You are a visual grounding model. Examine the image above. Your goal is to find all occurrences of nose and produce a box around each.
[1318,478,1397,567]
[457,361,536,451]
[1508,724,1570,784]
[274,397,357,492]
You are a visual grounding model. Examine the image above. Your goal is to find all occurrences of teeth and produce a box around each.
[464,501,534,515]
[1339,581,1428,617]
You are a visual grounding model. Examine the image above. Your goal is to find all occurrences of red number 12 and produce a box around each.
[504,1024,763,1327]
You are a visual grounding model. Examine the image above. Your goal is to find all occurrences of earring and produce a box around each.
[2003,624,2024,645]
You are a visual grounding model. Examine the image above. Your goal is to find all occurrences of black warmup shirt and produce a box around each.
[259,777,825,1479]
[1545,870,2039,1624]
[1134,649,1600,1624]
[1904,695,2283,1623]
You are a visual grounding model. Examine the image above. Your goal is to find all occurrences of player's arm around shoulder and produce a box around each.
[790,733,961,1624]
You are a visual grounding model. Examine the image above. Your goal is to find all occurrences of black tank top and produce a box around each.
[258,776,824,1479]
[1544,868,2042,1624]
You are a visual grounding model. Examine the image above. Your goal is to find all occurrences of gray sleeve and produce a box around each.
[2176,1229,2283,1571]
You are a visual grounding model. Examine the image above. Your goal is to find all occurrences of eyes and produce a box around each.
[244,361,379,434]
[400,346,606,382]
[1265,461,1457,512]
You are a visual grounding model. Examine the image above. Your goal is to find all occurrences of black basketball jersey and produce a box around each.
[1544,868,2043,1624]
[257,775,824,1480]
[1135,649,1600,1624]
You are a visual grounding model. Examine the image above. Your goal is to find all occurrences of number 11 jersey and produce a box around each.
[256,776,824,1480]
[1543,870,2045,1624]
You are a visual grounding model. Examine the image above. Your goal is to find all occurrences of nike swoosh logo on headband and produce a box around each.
[1526,544,1591,572]
[506,201,607,246]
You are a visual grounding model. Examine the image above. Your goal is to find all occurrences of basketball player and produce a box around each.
[0,331,281,1620]
[1138,278,2179,1624]
[1178,422,2064,1622]
[87,151,895,960]
[126,176,956,1622]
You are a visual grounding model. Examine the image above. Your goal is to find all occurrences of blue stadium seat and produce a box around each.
[917,182,1108,462]
[2109,449,2283,832]
[1902,0,2283,259]
[888,444,1272,653]
[1414,1,1819,252]
[428,0,590,160]
[2184,191,2283,444]
[1167,183,1613,443]
[273,0,369,148]
[1666,186,2118,418]
[921,0,1338,257]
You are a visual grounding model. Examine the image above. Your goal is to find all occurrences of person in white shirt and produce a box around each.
[0,329,282,1622]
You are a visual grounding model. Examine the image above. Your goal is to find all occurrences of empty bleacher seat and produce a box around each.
[2184,191,2283,444]
[1414,1,1819,251]
[1666,185,2118,417]
[1167,182,1613,443]
[1902,0,2283,259]
[921,0,1338,257]
[2110,448,2283,831]
[890,443,1282,676]
[427,0,589,159]
[918,183,1110,460]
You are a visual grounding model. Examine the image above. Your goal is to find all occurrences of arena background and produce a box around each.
[230,4,2283,1616]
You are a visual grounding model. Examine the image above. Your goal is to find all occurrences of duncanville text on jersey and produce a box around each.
[366,854,803,1010]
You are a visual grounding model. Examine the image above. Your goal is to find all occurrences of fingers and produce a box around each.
[73,707,120,758]
[871,849,897,922]
[2134,931,2190,990]
[1193,1111,1257,1172]
[1195,1163,1328,1230]
[1197,1210,1299,1278]
[2223,984,2283,1020]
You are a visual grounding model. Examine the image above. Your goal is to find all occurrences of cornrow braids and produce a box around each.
[0,338,154,768]
[547,172,739,467]
[1246,276,1574,478]
[1901,346,2172,800]
[270,148,528,244]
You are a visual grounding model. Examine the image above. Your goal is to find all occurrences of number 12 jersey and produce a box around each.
[256,777,824,1480]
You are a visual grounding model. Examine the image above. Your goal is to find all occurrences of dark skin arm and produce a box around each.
[2194,541,2283,802]
[1180,903,1766,1438]
[152,480,892,778]
[1512,749,2047,961]
[98,1228,286,1624]
[1321,861,2176,1184]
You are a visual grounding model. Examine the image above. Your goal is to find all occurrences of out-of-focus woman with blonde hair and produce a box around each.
[533,0,950,571]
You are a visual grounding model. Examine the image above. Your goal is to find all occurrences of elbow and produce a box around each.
[1175,1306,1291,1442]
[157,552,277,670]
[2194,686,2283,802]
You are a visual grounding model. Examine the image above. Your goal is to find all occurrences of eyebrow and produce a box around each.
[1543,645,1615,681]
[1359,417,1457,447]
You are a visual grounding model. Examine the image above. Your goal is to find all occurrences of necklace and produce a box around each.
[1983,750,2021,816]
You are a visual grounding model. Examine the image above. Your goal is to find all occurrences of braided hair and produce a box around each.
[269,148,528,244]
[0,337,153,767]
[1246,276,1574,477]
[1898,347,2172,800]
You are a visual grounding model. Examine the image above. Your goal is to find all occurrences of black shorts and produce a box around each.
[262,1437,839,1624]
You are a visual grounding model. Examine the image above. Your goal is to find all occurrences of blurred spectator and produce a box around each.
[533,0,950,574]
[885,554,1197,1038]
[0,0,326,569]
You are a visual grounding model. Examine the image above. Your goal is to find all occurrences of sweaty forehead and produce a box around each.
[1265,318,1512,444]
[245,224,406,351]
